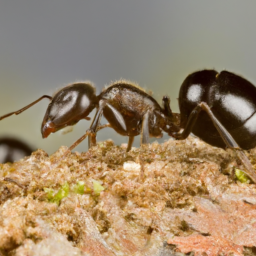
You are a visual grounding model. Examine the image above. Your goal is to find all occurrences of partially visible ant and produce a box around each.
[0,137,34,163]
[1,71,256,183]
[164,69,256,182]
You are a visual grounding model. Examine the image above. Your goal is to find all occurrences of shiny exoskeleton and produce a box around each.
[89,82,180,151]
[176,70,256,149]
[167,69,256,182]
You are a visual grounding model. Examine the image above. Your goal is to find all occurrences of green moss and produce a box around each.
[44,187,55,201]
[92,180,105,196]
[72,181,85,195]
[235,169,251,183]
[44,182,70,205]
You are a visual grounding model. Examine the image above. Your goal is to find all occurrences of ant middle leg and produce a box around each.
[140,111,150,145]
[127,136,135,152]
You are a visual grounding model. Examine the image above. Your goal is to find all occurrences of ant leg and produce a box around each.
[62,124,110,159]
[61,130,92,159]
[172,102,256,183]
[174,102,240,149]
[139,112,151,181]
[199,103,241,149]
[0,95,52,120]
[89,102,127,148]
[96,123,111,131]
[88,132,97,149]
[199,102,256,183]
[127,136,135,152]
[88,100,107,149]
[61,124,111,160]
[171,105,201,140]
[89,123,112,148]
[140,111,150,145]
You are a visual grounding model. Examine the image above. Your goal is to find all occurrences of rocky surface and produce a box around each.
[0,137,256,255]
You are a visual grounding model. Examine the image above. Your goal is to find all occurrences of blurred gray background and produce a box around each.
[1,1,256,154]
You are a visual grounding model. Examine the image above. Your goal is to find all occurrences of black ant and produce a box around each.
[1,72,256,183]
[0,80,180,153]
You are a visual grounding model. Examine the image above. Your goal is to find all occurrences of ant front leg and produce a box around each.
[88,100,107,149]
[62,100,107,156]
[89,123,112,147]
[171,102,256,183]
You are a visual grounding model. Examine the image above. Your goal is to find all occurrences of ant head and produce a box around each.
[41,82,98,138]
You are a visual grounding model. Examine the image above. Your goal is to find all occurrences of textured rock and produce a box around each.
[0,137,256,255]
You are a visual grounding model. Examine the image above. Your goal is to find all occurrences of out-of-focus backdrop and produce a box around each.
[1,1,256,154]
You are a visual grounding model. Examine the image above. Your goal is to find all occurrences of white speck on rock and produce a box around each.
[123,161,141,173]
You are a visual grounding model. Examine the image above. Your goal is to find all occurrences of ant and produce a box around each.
[1,72,256,183]
[0,137,34,163]
[0,80,180,154]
